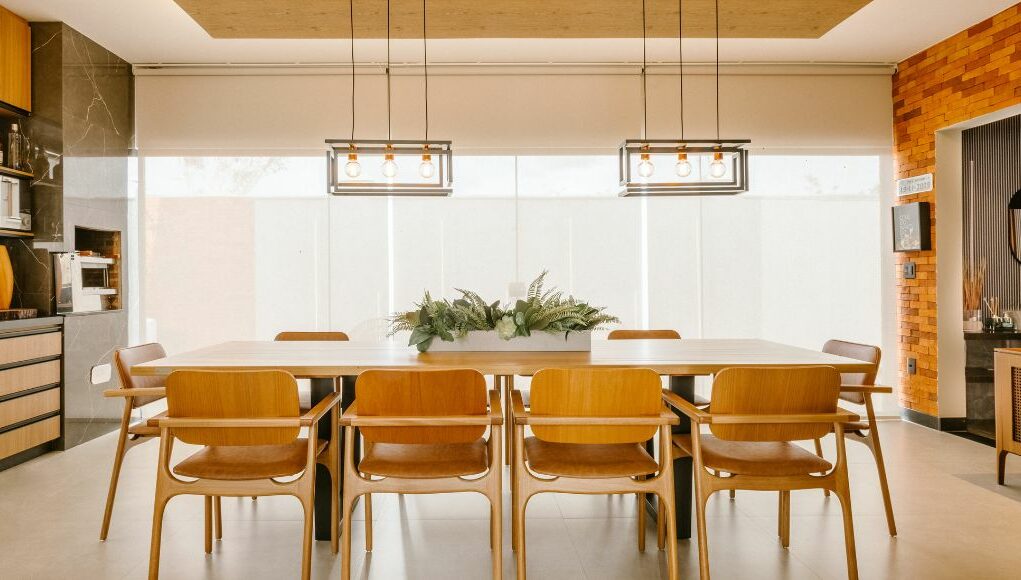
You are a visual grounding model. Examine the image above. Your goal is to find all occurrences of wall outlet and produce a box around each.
[907,357,917,375]
[903,262,916,279]
[90,363,112,385]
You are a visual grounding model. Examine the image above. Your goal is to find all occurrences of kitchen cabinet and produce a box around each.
[0,5,31,114]
[0,318,63,470]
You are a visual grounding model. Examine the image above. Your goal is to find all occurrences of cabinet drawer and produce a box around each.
[0,388,59,430]
[0,416,59,460]
[0,360,61,399]
[0,332,61,366]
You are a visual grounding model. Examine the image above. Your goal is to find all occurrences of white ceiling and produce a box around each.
[5,0,1016,65]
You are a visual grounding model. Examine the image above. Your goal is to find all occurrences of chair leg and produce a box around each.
[100,428,130,541]
[490,489,503,579]
[148,494,170,580]
[331,465,340,555]
[864,426,897,537]
[204,496,213,554]
[341,492,355,580]
[513,493,529,580]
[814,439,830,497]
[364,493,373,552]
[637,490,646,552]
[213,496,223,540]
[729,489,735,500]
[778,491,791,548]
[300,496,314,580]
[999,449,1009,486]
[661,490,681,580]
[693,487,710,580]
[656,496,666,551]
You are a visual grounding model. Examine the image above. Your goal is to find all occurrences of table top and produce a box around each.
[131,338,874,377]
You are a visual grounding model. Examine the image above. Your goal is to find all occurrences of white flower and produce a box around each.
[495,316,517,340]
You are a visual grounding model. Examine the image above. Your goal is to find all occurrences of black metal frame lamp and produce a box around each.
[326,0,453,196]
[619,0,750,197]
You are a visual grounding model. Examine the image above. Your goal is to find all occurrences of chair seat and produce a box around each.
[127,411,168,437]
[174,439,325,480]
[672,434,832,477]
[359,440,489,479]
[524,437,658,478]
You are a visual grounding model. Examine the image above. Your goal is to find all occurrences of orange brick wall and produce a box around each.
[893,3,1021,416]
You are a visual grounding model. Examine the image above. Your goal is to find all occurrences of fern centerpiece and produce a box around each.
[388,272,619,352]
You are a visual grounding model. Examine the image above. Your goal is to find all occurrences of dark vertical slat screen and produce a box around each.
[962,114,1021,312]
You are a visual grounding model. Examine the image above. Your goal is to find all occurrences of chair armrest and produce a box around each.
[103,387,166,398]
[159,417,302,428]
[511,389,527,423]
[662,389,711,424]
[488,389,504,425]
[709,409,860,425]
[841,384,893,395]
[299,391,343,426]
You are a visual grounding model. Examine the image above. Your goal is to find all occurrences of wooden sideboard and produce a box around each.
[0,318,63,470]
[0,4,31,115]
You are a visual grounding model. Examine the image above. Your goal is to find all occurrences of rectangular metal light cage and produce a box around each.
[327,139,453,196]
[619,139,750,197]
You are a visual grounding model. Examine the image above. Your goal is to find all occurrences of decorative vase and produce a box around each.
[0,246,13,310]
[963,309,983,333]
[425,331,592,352]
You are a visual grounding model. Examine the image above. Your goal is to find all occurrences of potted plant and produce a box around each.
[388,272,619,352]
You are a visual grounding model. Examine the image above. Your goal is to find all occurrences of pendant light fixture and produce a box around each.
[327,0,453,196]
[619,0,750,197]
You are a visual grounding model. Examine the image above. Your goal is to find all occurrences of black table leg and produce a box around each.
[644,375,695,540]
[310,377,336,542]
[669,375,694,540]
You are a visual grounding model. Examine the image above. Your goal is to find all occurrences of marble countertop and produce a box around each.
[0,316,63,333]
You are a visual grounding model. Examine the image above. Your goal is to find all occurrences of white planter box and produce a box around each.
[426,331,592,352]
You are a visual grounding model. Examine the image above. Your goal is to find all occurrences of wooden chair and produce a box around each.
[814,340,896,536]
[511,368,679,580]
[147,370,341,580]
[101,343,220,543]
[665,366,860,580]
[339,369,503,580]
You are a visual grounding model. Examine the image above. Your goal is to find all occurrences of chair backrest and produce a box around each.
[822,340,881,405]
[356,369,488,444]
[607,329,681,340]
[708,366,840,442]
[113,343,168,408]
[530,368,662,444]
[165,370,301,446]
[275,331,349,341]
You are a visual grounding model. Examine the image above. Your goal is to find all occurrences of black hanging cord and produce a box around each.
[349,0,356,141]
[715,0,720,140]
[423,0,429,141]
[386,0,392,140]
[678,0,684,138]
[641,0,648,140]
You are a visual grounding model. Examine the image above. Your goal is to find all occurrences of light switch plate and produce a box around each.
[907,357,917,375]
[91,363,112,385]
[903,262,916,279]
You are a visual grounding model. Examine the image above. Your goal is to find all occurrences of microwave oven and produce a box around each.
[0,176,31,232]
[54,252,118,313]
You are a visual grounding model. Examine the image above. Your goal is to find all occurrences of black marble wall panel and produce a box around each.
[18,23,135,446]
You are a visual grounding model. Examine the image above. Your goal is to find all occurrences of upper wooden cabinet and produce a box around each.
[0,5,31,114]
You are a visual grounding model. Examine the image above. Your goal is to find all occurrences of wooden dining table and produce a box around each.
[132,338,875,542]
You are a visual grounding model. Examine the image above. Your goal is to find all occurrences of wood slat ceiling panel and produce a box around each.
[172,0,874,40]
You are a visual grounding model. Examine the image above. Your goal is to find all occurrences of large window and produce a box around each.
[140,153,881,359]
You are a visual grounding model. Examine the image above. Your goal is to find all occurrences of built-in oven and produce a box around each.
[0,176,31,232]
[54,252,118,313]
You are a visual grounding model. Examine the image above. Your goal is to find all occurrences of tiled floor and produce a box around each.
[2,421,1021,579]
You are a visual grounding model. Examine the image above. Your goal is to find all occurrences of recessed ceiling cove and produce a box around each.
[171,0,874,40]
